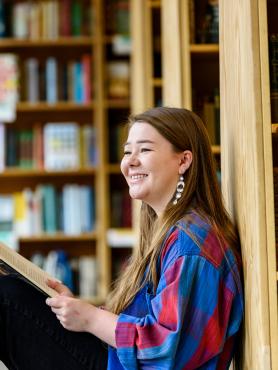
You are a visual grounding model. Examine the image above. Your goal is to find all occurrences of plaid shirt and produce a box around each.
[108,210,243,369]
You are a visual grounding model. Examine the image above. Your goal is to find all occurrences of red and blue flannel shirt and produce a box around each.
[108,210,244,369]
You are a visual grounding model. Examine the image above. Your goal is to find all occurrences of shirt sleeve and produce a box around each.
[115,238,242,369]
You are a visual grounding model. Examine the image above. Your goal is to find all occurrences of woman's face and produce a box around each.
[121,121,188,215]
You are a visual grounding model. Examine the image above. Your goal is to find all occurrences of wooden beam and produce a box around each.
[220,0,277,368]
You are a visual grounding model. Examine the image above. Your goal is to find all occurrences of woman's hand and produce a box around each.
[46,295,94,332]
[45,282,119,347]
[46,278,74,297]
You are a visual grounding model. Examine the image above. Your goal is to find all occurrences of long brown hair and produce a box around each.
[106,107,240,315]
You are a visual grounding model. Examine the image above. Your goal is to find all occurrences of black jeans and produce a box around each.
[0,275,108,370]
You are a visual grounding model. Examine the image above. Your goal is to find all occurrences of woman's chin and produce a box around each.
[129,190,145,201]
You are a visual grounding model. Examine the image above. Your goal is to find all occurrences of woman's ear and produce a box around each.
[179,150,192,174]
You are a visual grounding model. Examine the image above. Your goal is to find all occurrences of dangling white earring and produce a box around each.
[173,175,185,205]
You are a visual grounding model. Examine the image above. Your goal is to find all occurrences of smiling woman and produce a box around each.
[0,107,244,370]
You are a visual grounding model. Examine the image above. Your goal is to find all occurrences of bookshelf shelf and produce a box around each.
[0,37,95,48]
[152,78,163,87]
[211,145,221,155]
[147,0,161,8]
[190,44,219,54]
[272,123,278,133]
[17,102,96,112]
[106,164,121,174]
[19,232,97,243]
[0,168,97,178]
[104,99,130,109]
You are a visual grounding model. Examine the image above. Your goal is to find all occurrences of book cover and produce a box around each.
[0,241,57,297]
[44,122,80,170]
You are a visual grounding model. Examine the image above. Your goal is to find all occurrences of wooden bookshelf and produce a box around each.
[0,0,132,302]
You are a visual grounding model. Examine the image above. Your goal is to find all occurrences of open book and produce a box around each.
[0,242,57,297]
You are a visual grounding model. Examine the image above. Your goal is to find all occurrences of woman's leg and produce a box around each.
[0,275,108,370]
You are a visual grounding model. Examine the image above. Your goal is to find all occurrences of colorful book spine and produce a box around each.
[46,57,58,103]
[71,0,82,36]
[59,0,71,37]
[25,58,39,103]
[82,54,92,103]
[0,123,5,172]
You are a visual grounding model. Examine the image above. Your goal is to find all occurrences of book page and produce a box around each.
[0,242,57,297]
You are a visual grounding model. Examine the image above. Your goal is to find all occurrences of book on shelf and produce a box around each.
[46,57,58,104]
[107,61,130,99]
[43,122,80,170]
[25,58,39,103]
[0,194,16,250]
[195,0,219,44]
[106,0,130,36]
[0,241,57,297]
[0,54,18,122]
[0,123,5,172]
[20,55,92,104]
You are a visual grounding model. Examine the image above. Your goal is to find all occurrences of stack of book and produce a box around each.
[30,250,98,297]
[0,122,97,171]
[0,0,92,39]
[22,55,92,104]
[190,0,219,44]
[0,184,95,241]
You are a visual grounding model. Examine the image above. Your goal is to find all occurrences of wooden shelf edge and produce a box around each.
[0,37,95,48]
[152,78,163,87]
[19,232,98,243]
[190,44,219,54]
[212,145,221,154]
[0,168,97,178]
[147,0,161,8]
[106,164,121,173]
[104,99,130,109]
[17,101,96,112]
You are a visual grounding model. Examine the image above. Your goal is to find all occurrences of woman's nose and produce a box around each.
[127,152,140,166]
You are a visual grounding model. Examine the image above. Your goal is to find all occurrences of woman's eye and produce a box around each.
[123,150,131,155]
[141,148,151,152]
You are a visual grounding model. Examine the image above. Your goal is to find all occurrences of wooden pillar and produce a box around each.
[220,0,277,368]
[161,0,191,108]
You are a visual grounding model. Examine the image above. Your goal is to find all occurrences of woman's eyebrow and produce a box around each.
[124,140,155,146]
